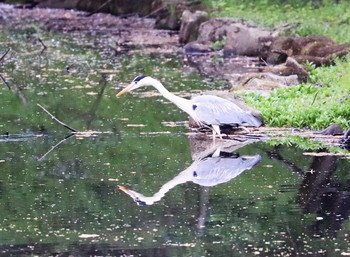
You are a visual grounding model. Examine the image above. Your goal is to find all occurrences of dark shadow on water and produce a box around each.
[269,145,350,238]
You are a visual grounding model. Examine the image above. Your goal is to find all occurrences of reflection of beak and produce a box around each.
[116,82,135,97]
[118,185,136,198]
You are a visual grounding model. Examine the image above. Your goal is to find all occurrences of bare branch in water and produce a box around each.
[0,74,11,90]
[0,49,10,64]
[37,103,79,133]
[0,49,11,90]
[38,38,47,54]
[37,133,75,161]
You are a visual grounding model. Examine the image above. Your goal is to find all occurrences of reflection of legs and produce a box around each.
[197,187,209,236]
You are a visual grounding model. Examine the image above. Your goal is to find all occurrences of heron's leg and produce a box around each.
[212,125,222,140]
[212,147,222,157]
[239,126,250,133]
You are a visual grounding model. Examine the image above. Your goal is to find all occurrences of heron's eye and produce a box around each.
[133,75,146,82]
[192,104,197,110]
[193,171,198,177]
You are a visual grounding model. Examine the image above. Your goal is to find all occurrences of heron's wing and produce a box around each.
[191,95,261,127]
[192,155,261,187]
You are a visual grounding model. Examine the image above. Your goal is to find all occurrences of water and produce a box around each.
[0,26,350,257]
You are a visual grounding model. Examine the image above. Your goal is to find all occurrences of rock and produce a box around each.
[179,10,208,44]
[314,123,344,136]
[191,18,276,56]
[230,73,299,94]
[265,35,350,66]
[183,19,274,55]
[263,57,309,82]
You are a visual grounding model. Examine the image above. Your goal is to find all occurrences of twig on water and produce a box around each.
[37,103,79,133]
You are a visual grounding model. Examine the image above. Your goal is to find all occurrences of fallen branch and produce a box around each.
[37,103,79,133]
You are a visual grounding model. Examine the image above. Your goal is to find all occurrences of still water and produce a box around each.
[0,26,350,257]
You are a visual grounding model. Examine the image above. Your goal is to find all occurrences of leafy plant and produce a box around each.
[211,36,226,50]
[241,55,350,130]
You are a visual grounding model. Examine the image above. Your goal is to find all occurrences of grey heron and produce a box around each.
[116,75,262,138]
[118,150,261,206]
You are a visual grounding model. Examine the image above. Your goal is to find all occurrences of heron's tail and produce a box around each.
[243,113,262,127]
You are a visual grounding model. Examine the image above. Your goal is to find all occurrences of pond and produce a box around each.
[1,22,350,257]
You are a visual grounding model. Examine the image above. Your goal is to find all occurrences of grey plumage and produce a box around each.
[191,95,262,128]
[191,154,261,187]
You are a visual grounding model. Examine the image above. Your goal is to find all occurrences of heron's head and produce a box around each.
[116,75,152,97]
[118,185,147,206]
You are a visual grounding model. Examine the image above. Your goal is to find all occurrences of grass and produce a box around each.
[202,0,350,130]
[202,0,350,43]
[242,56,350,129]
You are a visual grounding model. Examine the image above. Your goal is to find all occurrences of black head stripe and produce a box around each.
[133,75,146,83]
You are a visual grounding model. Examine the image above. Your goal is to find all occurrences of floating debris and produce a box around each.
[79,234,99,239]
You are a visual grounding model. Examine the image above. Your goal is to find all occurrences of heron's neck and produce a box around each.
[151,79,192,114]
[140,167,194,205]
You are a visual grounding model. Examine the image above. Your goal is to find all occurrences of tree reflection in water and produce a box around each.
[269,145,350,238]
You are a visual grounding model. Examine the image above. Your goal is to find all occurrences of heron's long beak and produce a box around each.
[116,82,136,97]
[118,185,136,198]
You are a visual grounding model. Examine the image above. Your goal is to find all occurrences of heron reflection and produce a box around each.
[119,145,261,206]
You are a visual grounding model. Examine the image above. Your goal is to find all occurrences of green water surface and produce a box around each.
[0,26,350,257]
